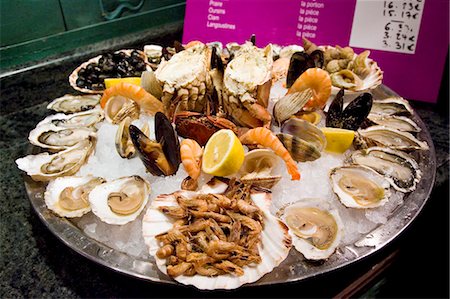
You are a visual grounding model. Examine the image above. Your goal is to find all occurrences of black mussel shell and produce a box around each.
[326,91,373,131]
[250,34,256,46]
[210,46,224,72]
[309,49,324,69]
[286,52,315,88]
[155,112,181,172]
[174,41,185,53]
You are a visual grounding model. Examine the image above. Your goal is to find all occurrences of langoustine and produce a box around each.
[180,139,203,191]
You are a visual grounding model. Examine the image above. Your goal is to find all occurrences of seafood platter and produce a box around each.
[17,37,435,290]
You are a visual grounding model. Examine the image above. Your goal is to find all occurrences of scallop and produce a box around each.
[36,109,104,130]
[15,137,95,181]
[350,147,421,193]
[47,94,101,113]
[142,178,292,290]
[89,176,151,225]
[44,176,105,217]
[29,124,95,151]
[278,198,343,260]
[330,165,391,208]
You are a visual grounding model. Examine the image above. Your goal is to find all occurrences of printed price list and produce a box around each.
[295,1,325,40]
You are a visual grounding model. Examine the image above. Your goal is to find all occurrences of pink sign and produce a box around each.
[183,0,449,103]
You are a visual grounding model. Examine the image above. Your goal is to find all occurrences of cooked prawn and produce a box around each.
[287,68,331,110]
[180,139,203,190]
[100,82,164,115]
[239,127,300,180]
[239,127,300,181]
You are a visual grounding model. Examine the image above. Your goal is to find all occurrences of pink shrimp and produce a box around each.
[100,82,164,115]
[239,127,300,180]
[180,139,203,190]
[287,68,331,110]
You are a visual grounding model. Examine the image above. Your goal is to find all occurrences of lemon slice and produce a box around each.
[202,129,245,176]
[104,77,141,89]
[320,127,355,153]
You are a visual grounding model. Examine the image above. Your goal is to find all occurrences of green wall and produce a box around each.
[0,0,186,69]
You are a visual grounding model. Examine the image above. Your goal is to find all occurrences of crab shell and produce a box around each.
[142,178,292,290]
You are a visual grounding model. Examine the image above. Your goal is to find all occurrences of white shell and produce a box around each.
[370,97,414,116]
[367,115,421,133]
[44,176,103,217]
[16,138,95,181]
[28,124,95,151]
[278,198,343,260]
[47,94,101,113]
[36,109,104,130]
[330,165,391,208]
[142,178,292,290]
[89,176,151,225]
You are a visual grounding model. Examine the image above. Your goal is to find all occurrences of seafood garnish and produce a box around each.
[180,139,203,191]
[142,178,291,289]
[47,94,101,113]
[130,112,181,176]
[239,127,300,180]
[326,90,373,131]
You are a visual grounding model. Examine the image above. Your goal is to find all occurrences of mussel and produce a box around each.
[130,112,180,176]
[286,50,324,88]
[326,90,373,131]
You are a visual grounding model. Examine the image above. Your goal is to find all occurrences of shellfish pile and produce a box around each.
[16,38,430,289]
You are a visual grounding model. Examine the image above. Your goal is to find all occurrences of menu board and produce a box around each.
[183,0,449,103]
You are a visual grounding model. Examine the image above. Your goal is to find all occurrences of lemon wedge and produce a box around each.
[202,129,245,176]
[320,127,355,153]
[104,77,141,89]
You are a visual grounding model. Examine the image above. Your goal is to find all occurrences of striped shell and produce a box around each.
[142,178,292,290]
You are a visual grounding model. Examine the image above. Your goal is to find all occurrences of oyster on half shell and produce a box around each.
[16,137,95,181]
[350,147,421,193]
[367,115,421,133]
[29,124,95,151]
[330,165,391,208]
[370,97,413,116]
[47,94,101,113]
[36,109,104,130]
[89,175,151,225]
[278,198,343,260]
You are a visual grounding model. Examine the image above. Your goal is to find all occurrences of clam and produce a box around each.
[278,198,343,260]
[130,112,181,176]
[89,175,151,225]
[277,133,321,162]
[326,90,373,131]
[104,95,140,124]
[36,109,104,130]
[239,149,282,188]
[273,89,313,125]
[47,94,101,113]
[367,115,421,133]
[370,97,413,116]
[44,176,106,218]
[350,147,421,193]
[281,118,326,151]
[16,137,95,181]
[29,124,95,151]
[140,69,163,98]
[330,165,391,208]
[294,110,322,125]
[355,125,429,151]
[115,117,149,159]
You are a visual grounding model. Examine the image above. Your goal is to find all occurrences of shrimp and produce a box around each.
[180,139,203,190]
[287,68,331,110]
[100,82,164,115]
[239,127,300,180]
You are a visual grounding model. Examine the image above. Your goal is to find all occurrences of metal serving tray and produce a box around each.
[24,85,436,287]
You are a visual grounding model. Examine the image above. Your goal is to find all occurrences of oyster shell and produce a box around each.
[89,175,151,225]
[142,178,292,289]
[355,125,429,151]
[350,147,422,193]
[278,198,343,260]
[44,176,105,217]
[330,165,391,208]
[370,97,413,116]
[36,109,104,130]
[16,137,95,181]
[47,94,101,113]
[28,124,95,151]
[239,149,281,188]
[367,115,421,133]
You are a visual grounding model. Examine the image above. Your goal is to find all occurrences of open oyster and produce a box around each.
[355,125,429,151]
[239,149,281,188]
[330,165,391,208]
[367,115,421,133]
[89,175,151,225]
[45,176,105,217]
[350,147,422,193]
[47,94,101,113]
[370,97,413,116]
[16,137,95,181]
[278,198,343,260]
[28,124,95,151]
[36,109,104,130]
